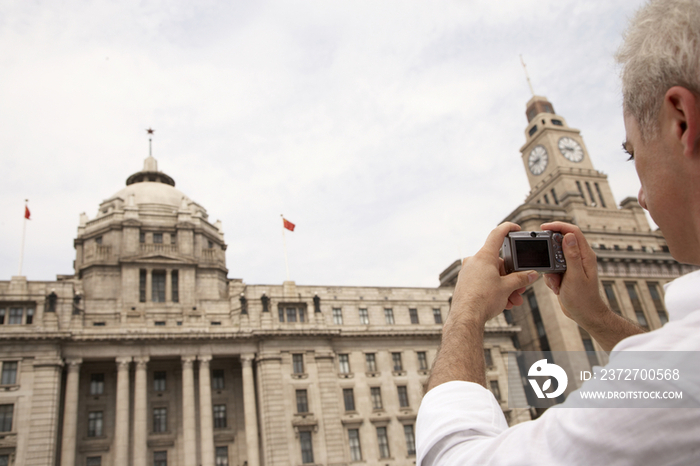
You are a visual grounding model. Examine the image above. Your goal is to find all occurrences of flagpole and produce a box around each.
[281,214,291,281]
[18,199,28,276]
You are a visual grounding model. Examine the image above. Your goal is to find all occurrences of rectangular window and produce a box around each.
[343,388,355,412]
[398,386,409,407]
[504,308,514,324]
[154,371,166,391]
[153,407,167,433]
[300,431,314,464]
[392,352,403,372]
[86,457,102,466]
[377,427,390,459]
[139,269,147,303]
[88,411,103,437]
[404,424,416,456]
[338,354,350,374]
[153,233,163,244]
[384,308,394,324]
[484,348,493,367]
[299,307,306,323]
[170,232,177,245]
[296,389,309,413]
[348,428,362,461]
[0,309,5,325]
[647,281,666,316]
[550,188,559,205]
[433,308,442,324]
[1,362,17,386]
[626,282,648,328]
[212,369,225,390]
[215,446,229,466]
[586,181,597,206]
[582,337,599,367]
[594,182,607,207]
[527,292,550,351]
[286,307,297,323]
[154,451,167,466]
[152,271,166,303]
[365,353,377,372]
[489,380,502,401]
[0,405,12,432]
[213,404,227,428]
[371,387,383,410]
[603,282,622,314]
[359,308,369,325]
[90,373,104,395]
[417,352,428,371]
[576,181,587,205]
[8,308,22,325]
[409,308,419,324]
[333,308,343,325]
[544,194,550,204]
[25,308,34,324]
[139,231,145,243]
[171,270,179,303]
[293,354,304,374]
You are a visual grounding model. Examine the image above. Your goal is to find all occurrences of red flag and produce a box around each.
[283,218,295,232]
[24,206,30,220]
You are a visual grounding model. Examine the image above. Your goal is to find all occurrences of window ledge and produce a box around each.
[365,371,380,378]
[392,371,406,377]
[338,373,354,379]
[292,373,308,380]
[0,384,19,392]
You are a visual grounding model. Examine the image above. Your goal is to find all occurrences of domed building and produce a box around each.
[0,153,527,466]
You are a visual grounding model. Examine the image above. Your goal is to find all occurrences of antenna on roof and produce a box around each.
[520,55,535,97]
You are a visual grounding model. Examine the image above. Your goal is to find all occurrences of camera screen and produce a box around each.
[514,240,550,268]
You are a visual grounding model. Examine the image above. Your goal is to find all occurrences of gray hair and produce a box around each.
[616,0,700,138]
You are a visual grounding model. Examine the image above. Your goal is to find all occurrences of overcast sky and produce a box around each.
[0,0,649,288]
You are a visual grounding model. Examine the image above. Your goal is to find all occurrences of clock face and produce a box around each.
[528,145,548,175]
[558,136,584,162]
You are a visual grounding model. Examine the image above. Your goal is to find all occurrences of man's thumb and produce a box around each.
[504,270,538,291]
[562,233,585,279]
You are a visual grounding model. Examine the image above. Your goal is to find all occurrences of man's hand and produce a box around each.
[541,221,645,350]
[450,222,539,327]
[540,222,608,326]
[427,223,537,392]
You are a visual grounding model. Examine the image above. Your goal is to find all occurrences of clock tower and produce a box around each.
[519,95,615,216]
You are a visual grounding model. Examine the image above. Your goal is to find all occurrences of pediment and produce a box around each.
[121,253,195,265]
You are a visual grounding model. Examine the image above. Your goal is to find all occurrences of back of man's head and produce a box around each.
[616,0,700,139]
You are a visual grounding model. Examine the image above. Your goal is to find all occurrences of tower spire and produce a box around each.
[520,55,535,97]
[146,128,155,157]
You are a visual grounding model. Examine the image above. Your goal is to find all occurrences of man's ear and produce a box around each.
[664,86,700,159]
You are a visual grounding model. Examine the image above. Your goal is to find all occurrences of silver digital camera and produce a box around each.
[502,230,566,274]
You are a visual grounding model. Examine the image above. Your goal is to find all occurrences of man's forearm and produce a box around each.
[427,315,486,392]
[579,304,646,351]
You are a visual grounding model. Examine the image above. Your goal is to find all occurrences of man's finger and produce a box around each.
[544,274,561,295]
[503,270,538,293]
[482,222,521,256]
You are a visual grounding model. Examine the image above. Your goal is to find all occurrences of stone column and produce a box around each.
[241,354,260,466]
[133,356,149,466]
[146,269,152,302]
[60,358,82,466]
[114,356,132,466]
[165,270,172,303]
[199,355,215,466]
[182,355,197,466]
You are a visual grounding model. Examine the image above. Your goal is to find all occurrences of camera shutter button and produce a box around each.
[553,233,563,243]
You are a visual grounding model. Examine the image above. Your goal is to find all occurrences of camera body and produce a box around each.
[502,230,566,274]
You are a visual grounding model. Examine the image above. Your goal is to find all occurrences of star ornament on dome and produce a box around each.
[146,128,155,135]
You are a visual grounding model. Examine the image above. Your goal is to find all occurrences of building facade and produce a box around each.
[0,155,527,466]
[441,95,697,411]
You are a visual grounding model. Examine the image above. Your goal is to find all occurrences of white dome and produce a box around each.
[109,182,188,208]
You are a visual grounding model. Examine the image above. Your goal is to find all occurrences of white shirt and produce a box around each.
[416,271,700,466]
